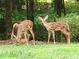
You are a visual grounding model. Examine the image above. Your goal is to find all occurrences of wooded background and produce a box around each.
[0,0,79,42]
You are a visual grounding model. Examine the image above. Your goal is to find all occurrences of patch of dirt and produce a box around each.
[0,39,15,45]
[0,39,61,45]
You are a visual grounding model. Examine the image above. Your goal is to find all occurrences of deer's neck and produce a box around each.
[42,20,48,27]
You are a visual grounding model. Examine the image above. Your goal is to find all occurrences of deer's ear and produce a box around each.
[44,15,48,21]
[38,17,42,20]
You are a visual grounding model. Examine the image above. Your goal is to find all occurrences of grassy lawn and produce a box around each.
[0,43,79,59]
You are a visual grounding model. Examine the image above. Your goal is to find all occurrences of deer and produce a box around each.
[39,15,70,44]
[11,20,35,45]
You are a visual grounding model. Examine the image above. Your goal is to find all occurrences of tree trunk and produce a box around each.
[4,0,12,39]
[0,0,1,8]
[27,0,34,22]
[12,0,22,11]
[54,0,66,17]
[53,0,66,42]
[26,0,35,39]
[17,0,22,11]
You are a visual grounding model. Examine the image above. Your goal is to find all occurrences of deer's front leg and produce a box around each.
[66,32,71,44]
[48,31,51,44]
[30,28,35,45]
[52,31,55,44]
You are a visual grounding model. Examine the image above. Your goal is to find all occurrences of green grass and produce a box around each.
[0,43,79,59]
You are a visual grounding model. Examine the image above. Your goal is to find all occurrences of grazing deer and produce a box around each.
[39,15,70,44]
[11,20,35,45]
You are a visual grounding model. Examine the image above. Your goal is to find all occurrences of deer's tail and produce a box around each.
[66,23,70,32]
[11,23,18,39]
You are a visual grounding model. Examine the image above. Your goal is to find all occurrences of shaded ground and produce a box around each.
[0,39,71,45]
[0,39,46,45]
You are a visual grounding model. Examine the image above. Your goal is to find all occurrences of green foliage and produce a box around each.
[65,1,79,14]
[0,13,3,19]
[58,13,79,42]
[12,10,27,23]
[34,1,79,42]
[34,14,48,41]
[0,0,79,42]
[0,10,4,19]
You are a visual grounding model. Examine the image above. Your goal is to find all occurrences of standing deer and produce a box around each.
[11,20,35,45]
[39,15,70,44]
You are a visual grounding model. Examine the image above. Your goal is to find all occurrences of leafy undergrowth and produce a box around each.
[0,43,79,59]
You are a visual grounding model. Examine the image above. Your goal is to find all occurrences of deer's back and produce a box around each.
[47,21,68,31]
[19,20,33,31]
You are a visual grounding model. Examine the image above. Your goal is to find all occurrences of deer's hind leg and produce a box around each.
[15,35,21,45]
[15,29,22,44]
[29,28,35,45]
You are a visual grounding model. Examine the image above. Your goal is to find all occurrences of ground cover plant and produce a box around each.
[0,43,79,59]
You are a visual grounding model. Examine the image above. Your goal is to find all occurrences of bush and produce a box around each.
[12,10,27,23]
[58,13,79,42]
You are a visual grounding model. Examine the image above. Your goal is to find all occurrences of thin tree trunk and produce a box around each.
[27,0,34,22]
[62,0,66,15]
[27,0,29,19]
[17,0,22,11]
[26,0,35,39]
[54,0,66,17]
[4,0,12,39]
[12,0,21,11]
[0,0,1,8]
[53,0,66,42]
